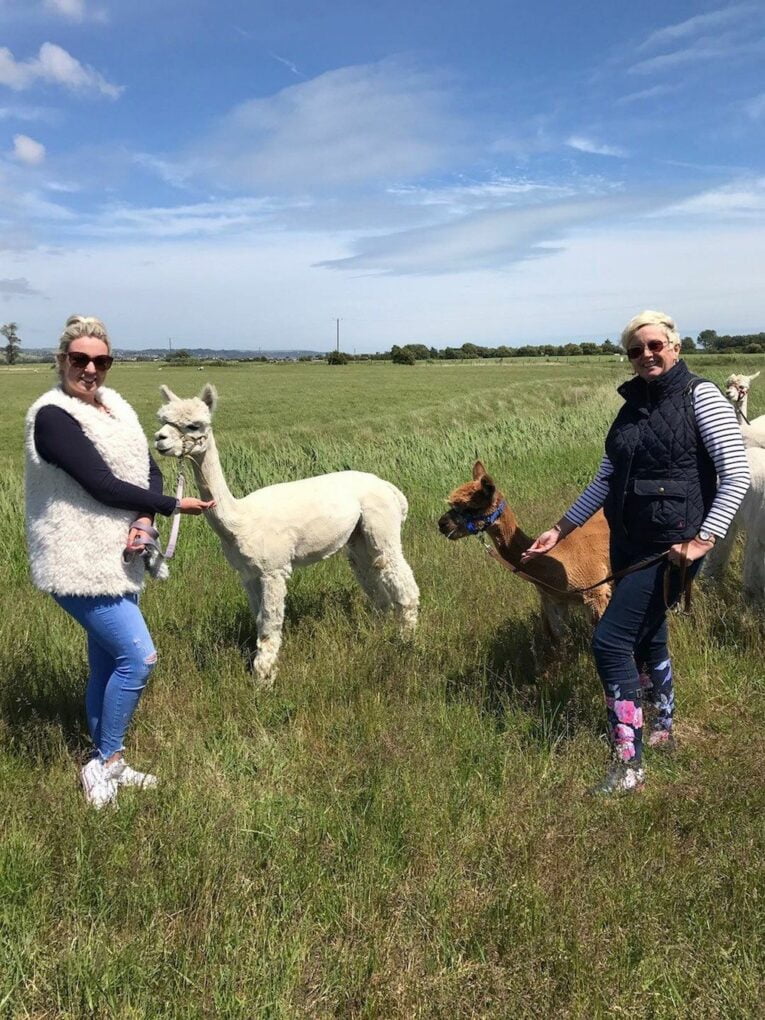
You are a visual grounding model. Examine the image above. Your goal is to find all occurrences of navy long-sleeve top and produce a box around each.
[33,404,177,517]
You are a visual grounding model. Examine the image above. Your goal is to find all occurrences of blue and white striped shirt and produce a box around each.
[565,382,750,538]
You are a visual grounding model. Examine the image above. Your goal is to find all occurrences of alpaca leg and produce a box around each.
[345,528,391,610]
[742,530,765,601]
[251,570,289,686]
[369,542,419,633]
[243,576,261,619]
[584,584,611,625]
[358,505,419,633]
[540,595,567,643]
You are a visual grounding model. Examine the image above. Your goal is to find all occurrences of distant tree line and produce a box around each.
[2,320,764,365]
[695,330,765,354]
[327,330,765,364]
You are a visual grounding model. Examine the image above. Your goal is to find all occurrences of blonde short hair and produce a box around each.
[621,310,680,350]
[57,314,111,356]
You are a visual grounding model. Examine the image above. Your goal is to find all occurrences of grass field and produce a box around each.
[0,357,763,1018]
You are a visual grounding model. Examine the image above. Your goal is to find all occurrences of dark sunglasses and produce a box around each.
[626,339,669,360]
[66,351,114,371]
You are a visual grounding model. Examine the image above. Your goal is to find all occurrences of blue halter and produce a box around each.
[456,500,507,533]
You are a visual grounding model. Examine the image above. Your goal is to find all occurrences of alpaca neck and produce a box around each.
[189,431,238,524]
[737,395,749,422]
[487,502,560,582]
[487,503,533,565]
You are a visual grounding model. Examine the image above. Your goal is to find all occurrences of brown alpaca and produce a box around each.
[438,460,612,640]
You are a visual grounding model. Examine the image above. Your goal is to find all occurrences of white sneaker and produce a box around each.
[80,757,118,810]
[114,761,158,789]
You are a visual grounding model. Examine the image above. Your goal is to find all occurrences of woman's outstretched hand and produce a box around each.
[178,497,216,515]
[520,528,562,563]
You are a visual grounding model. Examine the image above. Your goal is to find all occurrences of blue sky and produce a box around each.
[1,0,764,351]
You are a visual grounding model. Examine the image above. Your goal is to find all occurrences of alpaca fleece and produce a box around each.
[25,385,150,596]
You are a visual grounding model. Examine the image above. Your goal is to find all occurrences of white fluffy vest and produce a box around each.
[25,385,151,596]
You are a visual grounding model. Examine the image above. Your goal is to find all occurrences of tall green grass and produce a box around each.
[0,359,762,1017]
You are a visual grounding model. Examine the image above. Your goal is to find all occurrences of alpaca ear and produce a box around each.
[752,371,761,382]
[480,474,495,498]
[472,459,487,480]
[199,383,218,412]
[159,384,179,403]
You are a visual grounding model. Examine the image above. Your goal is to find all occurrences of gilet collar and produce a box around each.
[617,359,692,408]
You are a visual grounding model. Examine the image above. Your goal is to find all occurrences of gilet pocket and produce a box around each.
[631,478,689,534]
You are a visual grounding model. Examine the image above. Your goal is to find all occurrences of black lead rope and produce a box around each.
[483,543,693,614]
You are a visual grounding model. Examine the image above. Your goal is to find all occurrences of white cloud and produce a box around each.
[12,133,45,164]
[43,0,107,23]
[566,136,627,158]
[45,179,80,193]
[637,4,755,52]
[318,194,654,276]
[45,0,85,19]
[79,196,305,239]
[17,189,75,220]
[0,103,56,121]
[629,38,733,74]
[663,177,765,218]
[195,60,461,191]
[0,42,122,97]
[132,152,199,190]
[388,176,565,212]
[269,52,304,79]
[614,84,675,105]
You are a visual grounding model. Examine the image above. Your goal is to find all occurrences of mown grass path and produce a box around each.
[1,358,763,1017]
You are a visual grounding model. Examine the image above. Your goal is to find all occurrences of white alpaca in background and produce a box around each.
[154,385,419,684]
[725,372,765,447]
[704,445,765,600]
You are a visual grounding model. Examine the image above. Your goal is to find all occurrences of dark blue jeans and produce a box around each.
[591,539,704,764]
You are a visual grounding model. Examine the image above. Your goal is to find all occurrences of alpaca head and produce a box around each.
[438,460,506,540]
[725,371,760,407]
[154,383,217,459]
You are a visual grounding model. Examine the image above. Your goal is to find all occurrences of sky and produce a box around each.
[0,0,764,352]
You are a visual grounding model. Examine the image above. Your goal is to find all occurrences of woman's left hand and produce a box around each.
[126,515,152,553]
[668,537,714,564]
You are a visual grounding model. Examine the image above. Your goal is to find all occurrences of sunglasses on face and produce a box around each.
[66,351,114,371]
[626,339,669,360]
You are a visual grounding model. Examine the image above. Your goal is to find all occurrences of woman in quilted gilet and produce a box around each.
[25,315,214,808]
[524,311,750,794]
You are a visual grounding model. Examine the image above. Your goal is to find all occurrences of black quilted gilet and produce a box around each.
[603,360,717,545]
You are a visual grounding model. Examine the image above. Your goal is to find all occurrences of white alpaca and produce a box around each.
[724,372,765,447]
[154,384,419,683]
[704,445,765,599]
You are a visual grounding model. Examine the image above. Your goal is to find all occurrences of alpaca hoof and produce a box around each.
[250,662,276,689]
[252,672,276,691]
[395,605,419,636]
[247,653,277,688]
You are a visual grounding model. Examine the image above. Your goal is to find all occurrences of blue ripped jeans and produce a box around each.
[591,539,704,765]
[52,593,156,760]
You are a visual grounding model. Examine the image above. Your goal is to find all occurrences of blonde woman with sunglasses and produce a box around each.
[24,315,214,808]
[523,310,750,795]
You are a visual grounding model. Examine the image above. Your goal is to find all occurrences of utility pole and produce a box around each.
[336,318,340,353]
